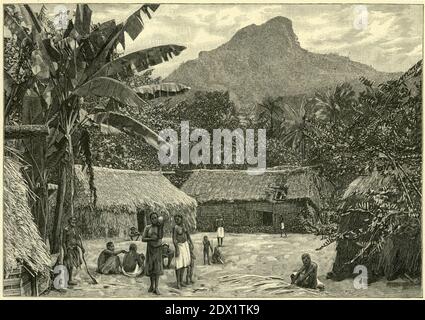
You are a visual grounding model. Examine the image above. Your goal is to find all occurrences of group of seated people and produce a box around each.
[96,241,178,276]
[97,241,145,276]
[97,228,226,277]
[98,229,323,291]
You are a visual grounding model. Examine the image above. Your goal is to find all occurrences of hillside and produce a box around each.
[166,16,399,115]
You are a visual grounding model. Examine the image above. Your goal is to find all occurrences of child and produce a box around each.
[129,227,141,241]
[202,235,213,265]
[162,243,174,269]
[211,246,224,264]
[186,249,196,285]
[215,216,225,247]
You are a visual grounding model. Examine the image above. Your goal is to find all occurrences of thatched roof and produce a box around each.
[3,156,50,274]
[74,165,197,229]
[181,167,333,209]
[342,170,397,200]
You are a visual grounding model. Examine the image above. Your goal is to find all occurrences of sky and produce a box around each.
[30,3,423,78]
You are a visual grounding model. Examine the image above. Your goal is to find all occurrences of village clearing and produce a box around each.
[46,233,421,298]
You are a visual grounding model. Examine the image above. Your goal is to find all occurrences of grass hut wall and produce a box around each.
[74,166,197,238]
[3,156,51,296]
[330,170,421,281]
[181,167,334,233]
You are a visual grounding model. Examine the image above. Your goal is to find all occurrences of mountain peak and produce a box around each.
[227,16,300,51]
[166,16,397,114]
[264,16,293,27]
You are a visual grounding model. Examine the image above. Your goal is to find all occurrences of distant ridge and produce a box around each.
[166,16,400,114]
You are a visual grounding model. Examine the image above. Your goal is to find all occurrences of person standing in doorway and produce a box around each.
[215,215,225,247]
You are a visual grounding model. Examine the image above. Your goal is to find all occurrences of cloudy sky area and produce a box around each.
[36,3,423,78]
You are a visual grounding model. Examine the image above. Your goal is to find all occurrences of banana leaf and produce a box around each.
[135,82,191,99]
[89,111,165,150]
[73,76,146,107]
[92,45,186,78]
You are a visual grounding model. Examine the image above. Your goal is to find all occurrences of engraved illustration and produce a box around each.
[2,3,422,298]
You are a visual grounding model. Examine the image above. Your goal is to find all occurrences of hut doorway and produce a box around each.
[137,210,147,233]
[260,211,274,226]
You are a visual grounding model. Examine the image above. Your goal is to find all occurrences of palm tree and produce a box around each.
[280,98,309,160]
[313,82,356,123]
[4,3,190,251]
[257,96,285,138]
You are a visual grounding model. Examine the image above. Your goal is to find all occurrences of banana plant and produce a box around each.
[4,3,190,252]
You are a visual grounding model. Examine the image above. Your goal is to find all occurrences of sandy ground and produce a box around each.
[45,233,421,298]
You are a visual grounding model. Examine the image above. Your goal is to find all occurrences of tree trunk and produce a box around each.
[51,132,76,253]
[270,109,273,138]
[51,163,67,254]
[67,133,75,219]
[5,124,49,139]
[34,183,49,241]
[41,182,49,240]
[38,136,49,241]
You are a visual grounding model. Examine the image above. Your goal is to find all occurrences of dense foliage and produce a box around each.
[252,61,422,278]
[307,62,422,279]
[4,3,188,251]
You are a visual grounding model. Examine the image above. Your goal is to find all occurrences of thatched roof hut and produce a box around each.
[330,170,421,281]
[181,167,334,233]
[342,170,397,201]
[74,165,197,238]
[181,167,332,209]
[3,156,50,274]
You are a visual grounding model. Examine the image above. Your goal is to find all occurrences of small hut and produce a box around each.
[181,167,333,233]
[330,170,421,281]
[74,165,197,238]
[3,156,51,296]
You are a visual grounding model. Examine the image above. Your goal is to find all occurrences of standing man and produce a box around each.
[280,214,287,238]
[61,216,84,286]
[215,215,225,247]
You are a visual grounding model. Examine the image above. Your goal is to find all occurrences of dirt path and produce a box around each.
[45,233,421,298]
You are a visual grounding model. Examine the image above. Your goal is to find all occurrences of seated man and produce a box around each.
[122,243,145,277]
[211,246,224,264]
[162,243,174,269]
[291,253,325,290]
[129,227,141,241]
[97,241,127,274]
